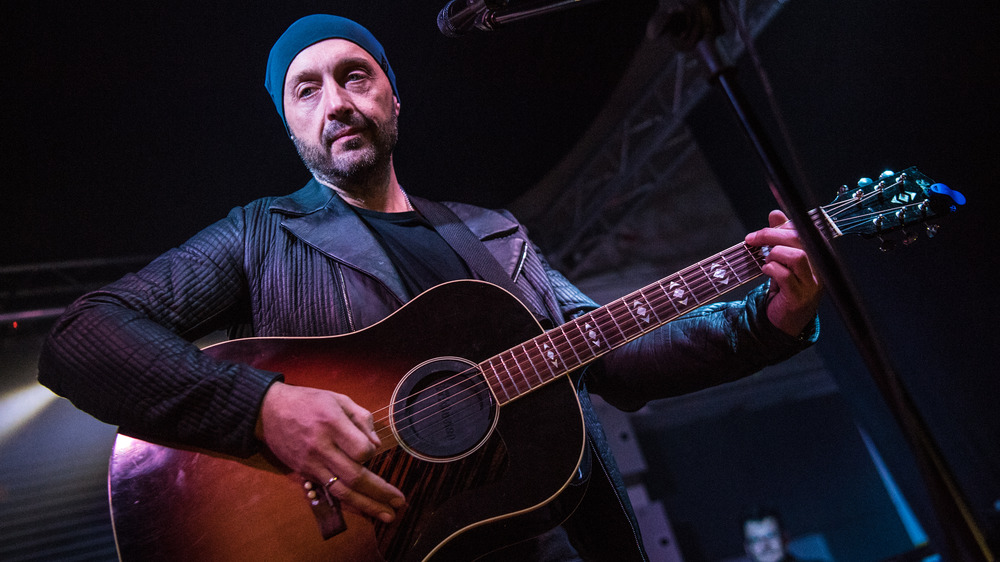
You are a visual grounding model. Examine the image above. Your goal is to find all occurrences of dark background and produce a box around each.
[3,1,999,560]
[3,1,656,264]
[685,2,1000,558]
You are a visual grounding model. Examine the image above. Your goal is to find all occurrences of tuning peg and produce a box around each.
[926,224,940,238]
[879,237,897,252]
[858,177,874,188]
[872,214,886,232]
[879,169,895,180]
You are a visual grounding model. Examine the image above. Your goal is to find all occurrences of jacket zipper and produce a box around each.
[332,263,356,332]
[511,240,529,283]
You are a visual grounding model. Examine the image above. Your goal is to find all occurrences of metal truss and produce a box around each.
[520,0,789,279]
[0,256,156,327]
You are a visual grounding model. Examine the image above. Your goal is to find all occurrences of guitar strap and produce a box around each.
[410,197,548,321]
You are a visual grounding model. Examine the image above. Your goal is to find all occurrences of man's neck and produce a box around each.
[315,165,411,213]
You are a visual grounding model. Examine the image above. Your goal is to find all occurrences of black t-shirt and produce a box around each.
[352,206,472,298]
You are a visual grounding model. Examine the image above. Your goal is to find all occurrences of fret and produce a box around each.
[552,325,584,366]
[743,244,767,271]
[698,261,725,295]
[662,274,699,311]
[717,252,744,283]
[655,277,683,315]
[482,358,511,402]
[508,346,537,391]
[732,245,757,274]
[519,343,548,386]
[598,300,635,345]
[497,352,523,395]
[722,246,753,280]
[624,291,661,330]
[646,289,682,326]
[564,319,599,364]
[573,313,610,354]
[532,335,563,380]
[681,271,702,306]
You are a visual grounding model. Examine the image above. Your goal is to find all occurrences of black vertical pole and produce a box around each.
[656,1,993,560]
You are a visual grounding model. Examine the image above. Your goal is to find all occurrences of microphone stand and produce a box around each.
[445,0,992,556]
[476,0,606,31]
[651,1,991,560]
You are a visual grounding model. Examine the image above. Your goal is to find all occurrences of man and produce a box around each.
[742,507,817,562]
[38,14,821,561]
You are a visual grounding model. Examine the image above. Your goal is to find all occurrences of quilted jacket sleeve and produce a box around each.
[591,283,817,411]
[540,257,818,412]
[37,205,282,457]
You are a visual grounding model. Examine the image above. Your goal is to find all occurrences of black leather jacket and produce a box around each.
[39,179,817,560]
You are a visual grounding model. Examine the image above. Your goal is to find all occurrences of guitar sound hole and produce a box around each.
[391,357,497,461]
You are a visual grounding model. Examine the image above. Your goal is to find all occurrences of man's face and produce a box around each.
[282,38,399,185]
[744,516,786,562]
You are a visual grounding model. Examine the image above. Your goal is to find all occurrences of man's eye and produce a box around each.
[345,69,372,83]
[297,85,318,98]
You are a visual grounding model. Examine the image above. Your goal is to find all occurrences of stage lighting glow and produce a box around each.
[0,384,58,445]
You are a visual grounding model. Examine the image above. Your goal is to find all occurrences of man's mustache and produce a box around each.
[322,115,371,146]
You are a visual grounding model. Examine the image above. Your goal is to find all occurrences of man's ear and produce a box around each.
[393,96,401,116]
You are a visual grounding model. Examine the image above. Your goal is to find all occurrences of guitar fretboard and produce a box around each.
[480,207,833,404]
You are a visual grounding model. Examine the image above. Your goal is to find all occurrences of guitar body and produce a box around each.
[109,281,588,561]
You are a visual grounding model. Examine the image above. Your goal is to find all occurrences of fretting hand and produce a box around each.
[744,210,823,337]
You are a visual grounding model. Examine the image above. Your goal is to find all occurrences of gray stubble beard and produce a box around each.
[292,109,399,201]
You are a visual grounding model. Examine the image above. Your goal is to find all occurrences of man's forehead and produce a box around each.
[285,38,377,79]
[744,517,779,536]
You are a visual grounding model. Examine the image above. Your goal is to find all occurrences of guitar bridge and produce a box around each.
[302,478,347,539]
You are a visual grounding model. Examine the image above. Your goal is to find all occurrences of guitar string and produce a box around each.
[373,242,762,420]
[370,216,839,443]
[370,258,769,446]
[368,244,768,443]
[372,219,871,446]
[369,250,765,443]
[365,189,900,445]
[368,242,769,436]
[820,177,919,234]
[831,202,928,233]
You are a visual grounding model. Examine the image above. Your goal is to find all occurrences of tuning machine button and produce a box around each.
[929,183,967,206]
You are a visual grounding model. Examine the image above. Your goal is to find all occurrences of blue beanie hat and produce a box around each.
[265,15,399,130]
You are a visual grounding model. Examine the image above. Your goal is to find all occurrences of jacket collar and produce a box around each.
[270,179,408,302]
[269,179,524,302]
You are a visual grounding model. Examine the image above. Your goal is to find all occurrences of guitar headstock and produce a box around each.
[821,166,965,249]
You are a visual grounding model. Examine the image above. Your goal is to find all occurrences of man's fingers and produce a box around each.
[324,392,380,448]
[256,384,406,523]
[768,209,788,228]
[322,466,406,523]
[763,246,808,280]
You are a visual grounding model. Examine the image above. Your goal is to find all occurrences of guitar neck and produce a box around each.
[479,207,836,404]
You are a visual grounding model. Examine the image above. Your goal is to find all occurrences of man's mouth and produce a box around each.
[325,127,356,146]
[324,117,369,147]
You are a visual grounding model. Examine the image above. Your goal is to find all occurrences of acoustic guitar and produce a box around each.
[108,167,963,561]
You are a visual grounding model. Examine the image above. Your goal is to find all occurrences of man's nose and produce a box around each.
[323,81,353,120]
